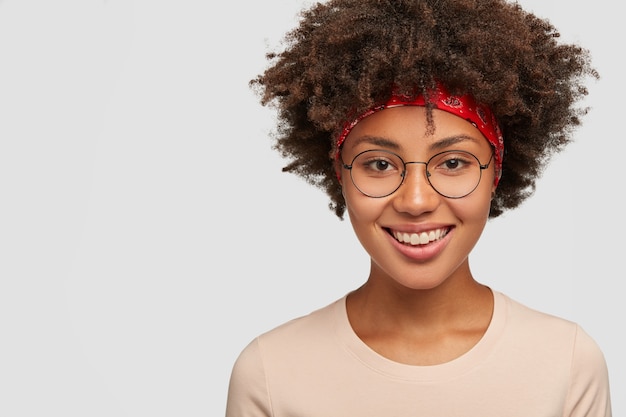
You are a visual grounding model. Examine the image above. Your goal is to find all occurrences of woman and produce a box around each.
[226,0,611,415]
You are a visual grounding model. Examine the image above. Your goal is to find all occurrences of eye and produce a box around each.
[367,159,393,172]
[354,150,403,177]
[430,151,478,175]
[442,157,464,170]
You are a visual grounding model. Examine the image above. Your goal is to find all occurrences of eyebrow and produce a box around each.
[429,135,482,151]
[349,134,482,152]
[349,135,401,150]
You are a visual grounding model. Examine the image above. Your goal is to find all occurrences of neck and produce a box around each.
[347,260,493,332]
[345,263,494,365]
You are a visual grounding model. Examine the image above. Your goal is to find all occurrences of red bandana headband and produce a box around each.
[336,84,504,185]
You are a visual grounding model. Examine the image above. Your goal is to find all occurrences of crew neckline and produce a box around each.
[333,290,507,382]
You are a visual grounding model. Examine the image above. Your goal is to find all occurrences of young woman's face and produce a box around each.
[339,106,496,290]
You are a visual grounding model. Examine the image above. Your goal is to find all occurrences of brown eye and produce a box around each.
[431,152,476,175]
[369,160,391,172]
[443,158,461,170]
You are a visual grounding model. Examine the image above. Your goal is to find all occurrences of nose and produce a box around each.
[391,162,441,215]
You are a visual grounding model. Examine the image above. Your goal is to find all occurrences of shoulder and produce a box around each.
[229,296,344,379]
[496,292,611,416]
[498,292,580,341]
[225,297,345,416]
[501,292,607,366]
[493,291,609,374]
[250,297,344,364]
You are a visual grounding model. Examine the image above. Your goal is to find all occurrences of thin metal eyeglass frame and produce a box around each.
[341,149,494,199]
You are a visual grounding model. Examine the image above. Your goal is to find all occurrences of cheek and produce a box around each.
[343,186,386,222]
[450,186,493,222]
[464,167,497,216]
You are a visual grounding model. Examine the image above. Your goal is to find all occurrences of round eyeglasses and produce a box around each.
[341,149,494,199]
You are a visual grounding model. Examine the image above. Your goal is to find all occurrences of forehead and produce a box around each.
[344,106,490,152]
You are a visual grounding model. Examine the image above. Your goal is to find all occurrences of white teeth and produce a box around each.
[393,228,447,246]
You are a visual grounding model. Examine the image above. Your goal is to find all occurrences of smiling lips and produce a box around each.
[392,228,450,246]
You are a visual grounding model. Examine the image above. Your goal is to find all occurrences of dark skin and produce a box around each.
[252,0,597,366]
[338,106,496,365]
[347,268,493,365]
[252,0,598,219]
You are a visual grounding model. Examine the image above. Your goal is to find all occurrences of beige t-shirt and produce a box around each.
[226,291,611,416]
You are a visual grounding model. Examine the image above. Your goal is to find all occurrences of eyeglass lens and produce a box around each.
[347,149,486,198]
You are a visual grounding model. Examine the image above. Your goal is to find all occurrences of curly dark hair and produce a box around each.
[250,0,598,219]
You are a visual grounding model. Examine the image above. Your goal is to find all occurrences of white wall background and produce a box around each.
[0,1,621,416]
